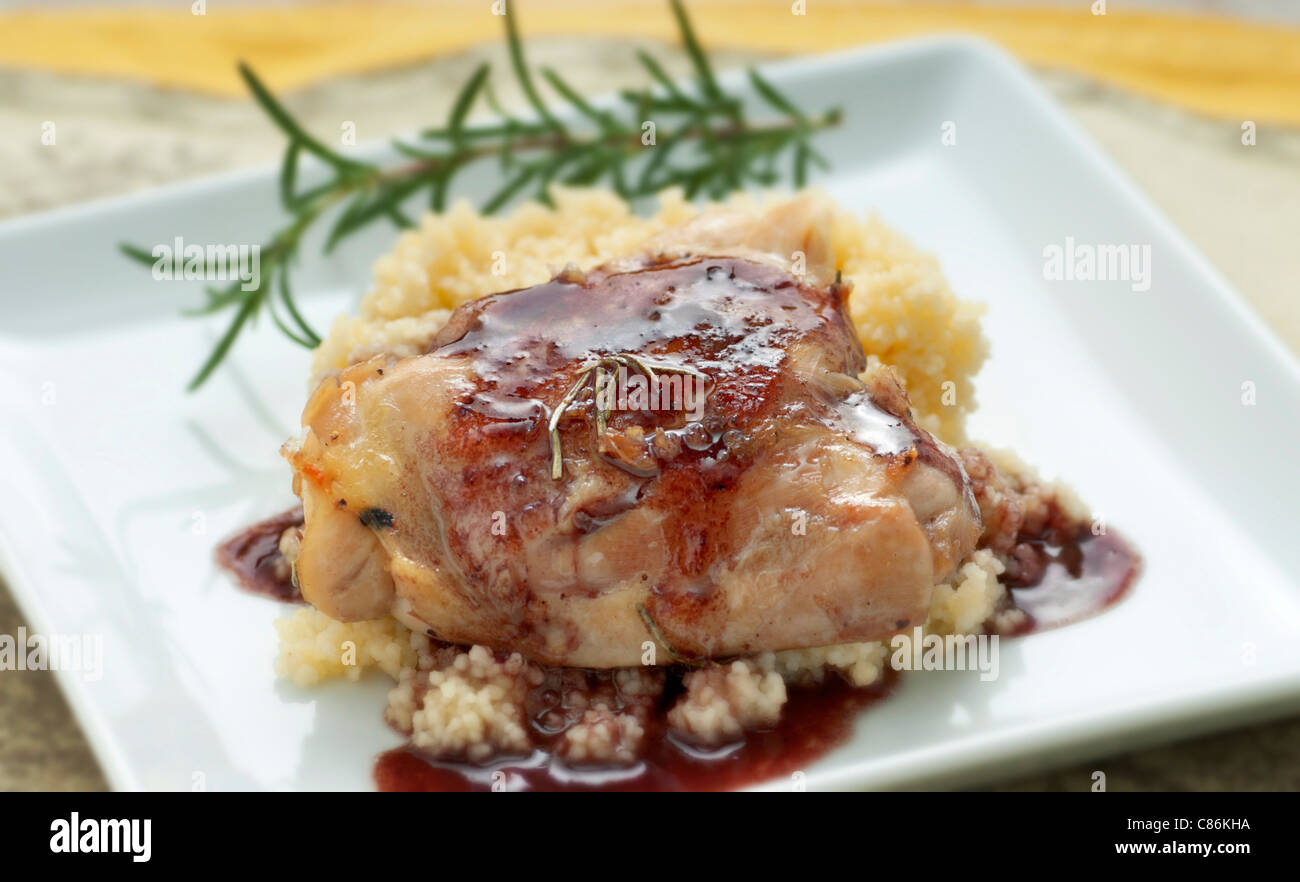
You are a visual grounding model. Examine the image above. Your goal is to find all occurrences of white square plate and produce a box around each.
[2,37,1298,792]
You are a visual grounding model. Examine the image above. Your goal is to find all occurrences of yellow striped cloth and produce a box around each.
[2,0,1297,124]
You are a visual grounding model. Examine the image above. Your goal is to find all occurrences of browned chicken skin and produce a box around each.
[286,199,981,667]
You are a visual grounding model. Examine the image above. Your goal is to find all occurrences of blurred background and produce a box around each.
[1,0,1297,791]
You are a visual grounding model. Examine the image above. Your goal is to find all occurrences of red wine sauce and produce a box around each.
[1004,531,1139,635]
[215,506,304,603]
[375,673,894,792]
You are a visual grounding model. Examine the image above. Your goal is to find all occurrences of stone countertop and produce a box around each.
[2,39,1297,792]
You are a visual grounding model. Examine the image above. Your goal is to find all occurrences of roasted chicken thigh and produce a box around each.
[285,197,981,667]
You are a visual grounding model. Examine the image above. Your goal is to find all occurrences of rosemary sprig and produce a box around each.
[121,0,841,390]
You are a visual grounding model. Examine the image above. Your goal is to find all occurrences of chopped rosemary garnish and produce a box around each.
[121,0,841,390]
[636,602,711,667]
[548,353,709,479]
